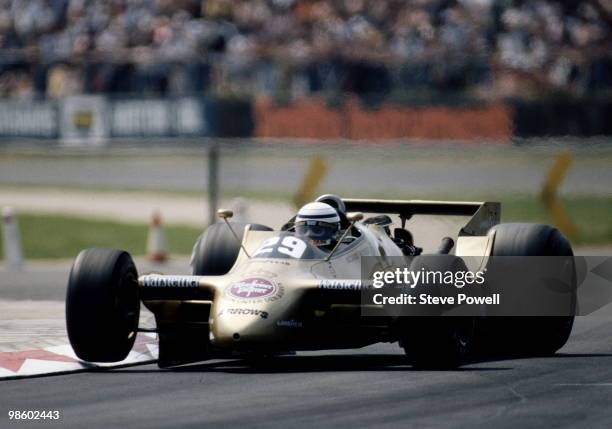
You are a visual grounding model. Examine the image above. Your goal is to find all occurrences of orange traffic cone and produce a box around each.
[146,210,168,263]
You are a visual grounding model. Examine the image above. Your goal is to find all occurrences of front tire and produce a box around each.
[191,222,272,275]
[66,248,140,362]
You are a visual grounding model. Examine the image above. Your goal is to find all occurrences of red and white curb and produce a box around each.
[0,333,158,380]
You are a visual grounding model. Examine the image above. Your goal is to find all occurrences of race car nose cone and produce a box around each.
[211,307,282,350]
[211,313,254,347]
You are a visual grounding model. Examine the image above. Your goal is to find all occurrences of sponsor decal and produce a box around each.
[141,275,199,288]
[218,308,269,319]
[276,320,303,328]
[227,277,280,300]
[318,279,364,290]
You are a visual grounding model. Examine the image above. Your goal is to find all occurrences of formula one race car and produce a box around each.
[65,195,576,369]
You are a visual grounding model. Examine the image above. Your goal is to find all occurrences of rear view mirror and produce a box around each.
[347,212,364,223]
[217,209,234,219]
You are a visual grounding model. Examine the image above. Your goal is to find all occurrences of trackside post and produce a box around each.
[1,206,23,270]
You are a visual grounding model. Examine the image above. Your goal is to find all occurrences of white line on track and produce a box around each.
[555,383,612,386]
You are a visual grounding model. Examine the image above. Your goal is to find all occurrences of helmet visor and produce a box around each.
[295,221,337,242]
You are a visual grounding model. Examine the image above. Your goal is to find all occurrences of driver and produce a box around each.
[294,202,341,250]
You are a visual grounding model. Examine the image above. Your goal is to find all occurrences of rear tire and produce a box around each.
[479,223,575,357]
[191,222,272,275]
[399,255,476,369]
[66,248,140,362]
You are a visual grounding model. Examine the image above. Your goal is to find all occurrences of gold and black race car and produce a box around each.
[65,196,575,369]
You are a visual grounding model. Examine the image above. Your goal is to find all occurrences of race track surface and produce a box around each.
[2,143,612,197]
[2,308,612,429]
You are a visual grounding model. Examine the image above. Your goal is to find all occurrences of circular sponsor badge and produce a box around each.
[227,277,278,299]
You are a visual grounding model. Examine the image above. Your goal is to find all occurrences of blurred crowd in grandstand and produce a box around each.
[0,0,609,100]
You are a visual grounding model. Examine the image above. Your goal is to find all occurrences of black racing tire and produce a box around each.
[480,223,575,357]
[66,248,140,362]
[191,222,273,276]
[399,255,476,369]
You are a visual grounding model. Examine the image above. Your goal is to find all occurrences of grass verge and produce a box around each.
[0,213,202,260]
[499,195,612,245]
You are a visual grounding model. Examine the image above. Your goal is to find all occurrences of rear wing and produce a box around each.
[343,198,500,236]
[344,199,483,217]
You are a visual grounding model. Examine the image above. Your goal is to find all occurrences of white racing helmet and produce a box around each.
[295,202,340,246]
[315,194,346,215]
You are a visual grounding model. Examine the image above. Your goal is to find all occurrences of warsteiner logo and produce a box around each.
[318,279,363,290]
[227,277,279,300]
[141,275,199,288]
